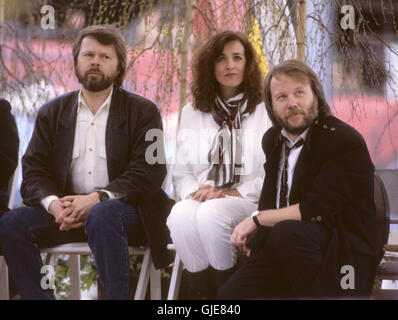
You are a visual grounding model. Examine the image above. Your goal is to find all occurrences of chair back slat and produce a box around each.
[374,173,390,263]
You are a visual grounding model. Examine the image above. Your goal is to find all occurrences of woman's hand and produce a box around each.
[192,184,225,202]
[192,185,240,202]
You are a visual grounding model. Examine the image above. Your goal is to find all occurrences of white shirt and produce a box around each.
[41,88,119,211]
[276,128,310,208]
[172,100,272,203]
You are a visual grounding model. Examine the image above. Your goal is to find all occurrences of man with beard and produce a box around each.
[218,59,379,299]
[0,25,173,299]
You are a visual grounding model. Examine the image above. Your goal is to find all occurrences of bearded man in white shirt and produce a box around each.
[0,25,173,300]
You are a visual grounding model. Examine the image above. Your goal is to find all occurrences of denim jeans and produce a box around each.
[0,199,146,300]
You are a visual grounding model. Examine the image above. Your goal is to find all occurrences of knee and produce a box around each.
[85,200,120,232]
[166,200,196,232]
[195,201,234,249]
[0,209,25,241]
[0,211,13,240]
[196,200,224,227]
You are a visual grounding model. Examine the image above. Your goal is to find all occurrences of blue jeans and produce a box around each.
[0,200,146,300]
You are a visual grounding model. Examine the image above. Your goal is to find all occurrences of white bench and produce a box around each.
[0,163,173,300]
[41,243,160,300]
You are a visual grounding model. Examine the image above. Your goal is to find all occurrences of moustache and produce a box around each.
[287,110,305,118]
[86,69,104,76]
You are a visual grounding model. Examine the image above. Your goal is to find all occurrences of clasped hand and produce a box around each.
[191,184,225,202]
[191,184,240,202]
[49,192,100,231]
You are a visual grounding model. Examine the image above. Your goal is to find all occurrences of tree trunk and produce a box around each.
[0,0,4,47]
[178,0,195,125]
[296,0,307,61]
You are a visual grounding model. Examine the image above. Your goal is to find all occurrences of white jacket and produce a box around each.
[172,101,272,203]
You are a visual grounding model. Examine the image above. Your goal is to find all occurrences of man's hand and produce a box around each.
[48,199,82,231]
[48,199,67,221]
[60,192,100,225]
[59,220,84,231]
[231,215,258,257]
[192,184,225,202]
[54,200,73,224]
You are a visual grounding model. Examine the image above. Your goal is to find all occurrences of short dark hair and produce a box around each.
[191,30,263,113]
[72,25,127,87]
[263,59,332,127]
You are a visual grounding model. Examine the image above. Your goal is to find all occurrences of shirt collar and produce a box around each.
[78,87,113,114]
[280,127,310,147]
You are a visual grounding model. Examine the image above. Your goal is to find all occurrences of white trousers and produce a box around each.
[166,197,257,272]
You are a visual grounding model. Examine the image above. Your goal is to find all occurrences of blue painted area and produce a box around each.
[11,112,36,208]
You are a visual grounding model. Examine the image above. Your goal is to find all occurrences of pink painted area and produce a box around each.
[3,39,185,113]
[3,39,398,168]
[2,39,79,89]
[193,0,247,40]
[333,94,398,169]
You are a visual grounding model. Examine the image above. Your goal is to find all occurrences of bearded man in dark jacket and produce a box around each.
[219,59,378,299]
[0,25,173,300]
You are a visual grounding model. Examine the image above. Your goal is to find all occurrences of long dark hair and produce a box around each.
[191,31,263,113]
[263,59,332,127]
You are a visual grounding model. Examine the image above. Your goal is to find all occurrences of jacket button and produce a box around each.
[316,216,322,222]
[323,124,328,129]
[310,217,316,223]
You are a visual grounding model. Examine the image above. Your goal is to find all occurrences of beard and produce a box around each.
[76,66,118,92]
[274,99,318,136]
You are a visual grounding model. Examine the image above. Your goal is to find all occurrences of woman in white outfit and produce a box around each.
[167,31,271,298]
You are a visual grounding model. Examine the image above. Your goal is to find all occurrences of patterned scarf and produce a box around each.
[207,93,256,188]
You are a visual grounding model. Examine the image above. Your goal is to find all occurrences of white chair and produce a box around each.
[1,241,160,300]
[0,164,20,300]
[0,163,173,300]
[41,164,174,300]
[166,243,184,300]
[42,243,161,300]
